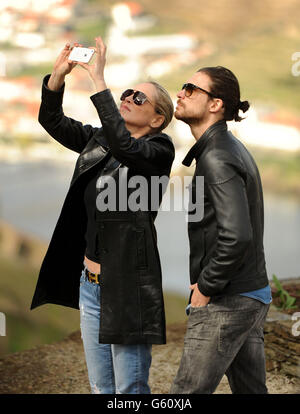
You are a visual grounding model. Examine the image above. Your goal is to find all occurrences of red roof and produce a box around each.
[123,2,143,16]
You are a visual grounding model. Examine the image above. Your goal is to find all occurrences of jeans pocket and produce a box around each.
[218,322,246,357]
[218,310,259,357]
[187,305,211,331]
[190,304,210,313]
[189,304,210,318]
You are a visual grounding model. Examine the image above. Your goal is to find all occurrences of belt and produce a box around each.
[85,268,101,285]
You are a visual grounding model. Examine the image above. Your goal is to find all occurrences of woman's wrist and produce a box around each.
[47,71,65,91]
[92,77,107,93]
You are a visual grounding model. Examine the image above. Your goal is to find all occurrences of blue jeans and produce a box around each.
[79,266,152,394]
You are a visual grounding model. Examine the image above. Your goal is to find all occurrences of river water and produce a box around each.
[0,159,299,295]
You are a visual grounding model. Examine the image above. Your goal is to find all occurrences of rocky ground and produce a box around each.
[0,316,299,394]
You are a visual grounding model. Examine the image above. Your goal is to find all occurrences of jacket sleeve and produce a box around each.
[197,150,253,297]
[38,74,100,153]
[90,89,175,176]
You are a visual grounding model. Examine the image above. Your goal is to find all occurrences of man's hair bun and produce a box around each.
[239,100,250,113]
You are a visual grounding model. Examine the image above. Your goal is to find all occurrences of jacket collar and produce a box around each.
[182,119,227,166]
[93,128,168,148]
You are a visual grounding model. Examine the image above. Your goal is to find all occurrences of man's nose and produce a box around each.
[177,89,185,99]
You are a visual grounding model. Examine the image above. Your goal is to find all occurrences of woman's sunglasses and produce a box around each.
[181,83,216,98]
[120,89,154,107]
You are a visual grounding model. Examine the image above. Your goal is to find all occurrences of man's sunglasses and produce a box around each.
[181,83,216,98]
[120,89,154,107]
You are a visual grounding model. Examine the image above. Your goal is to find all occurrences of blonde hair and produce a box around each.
[148,81,174,131]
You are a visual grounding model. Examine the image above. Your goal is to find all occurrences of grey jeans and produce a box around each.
[170,294,270,394]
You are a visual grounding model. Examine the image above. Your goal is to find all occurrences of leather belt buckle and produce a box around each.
[85,268,100,284]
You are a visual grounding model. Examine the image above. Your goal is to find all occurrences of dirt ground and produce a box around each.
[0,321,299,394]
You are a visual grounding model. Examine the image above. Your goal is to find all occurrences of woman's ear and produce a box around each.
[150,114,165,130]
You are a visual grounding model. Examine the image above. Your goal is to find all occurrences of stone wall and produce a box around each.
[265,307,300,378]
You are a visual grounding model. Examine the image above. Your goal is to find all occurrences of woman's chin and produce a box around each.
[120,110,130,121]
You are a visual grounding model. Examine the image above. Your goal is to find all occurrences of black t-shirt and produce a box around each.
[83,153,118,263]
[83,165,101,263]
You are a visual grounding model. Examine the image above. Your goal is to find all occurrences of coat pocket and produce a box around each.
[135,227,148,269]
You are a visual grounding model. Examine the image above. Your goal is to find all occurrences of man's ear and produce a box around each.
[209,98,224,115]
[150,114,165,130]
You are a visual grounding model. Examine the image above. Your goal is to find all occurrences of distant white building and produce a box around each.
[103,2,198,88]
[107,3,197,57]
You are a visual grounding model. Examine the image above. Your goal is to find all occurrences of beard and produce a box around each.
[175,110,199,125]
[175,102,204,125]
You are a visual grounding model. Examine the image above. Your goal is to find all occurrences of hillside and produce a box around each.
[83,0,300,113]
[94,0,300,42]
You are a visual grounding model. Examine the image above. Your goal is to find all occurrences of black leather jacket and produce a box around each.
[31,75,175,345]
[182,120,268,298]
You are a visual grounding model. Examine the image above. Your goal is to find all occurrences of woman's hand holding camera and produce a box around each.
[48,43,80,91]
[70,36,108,93]
[48,37,108,93]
